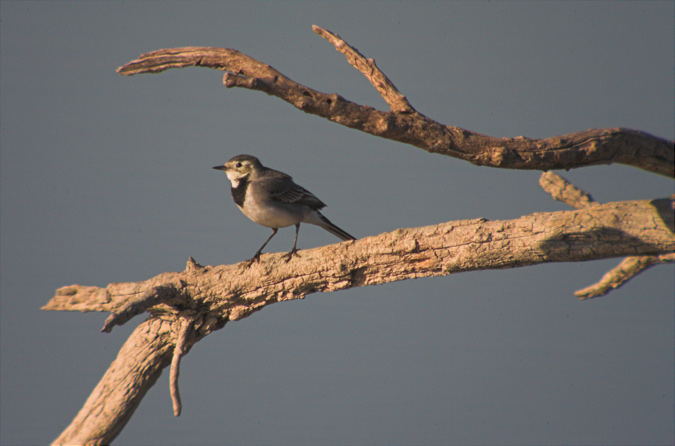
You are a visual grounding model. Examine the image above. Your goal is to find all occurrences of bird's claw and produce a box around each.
[283,249,299,263]
[242,253,262,269]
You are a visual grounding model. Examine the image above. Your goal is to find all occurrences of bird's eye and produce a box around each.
[236,162,242,168]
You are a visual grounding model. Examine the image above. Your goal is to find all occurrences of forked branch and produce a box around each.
[574,253,675,299]
[540,171,675,299]
[117,27,674,177]
[47,196,675,444]
[48,26,674,445]
[311,25,416,113]
[46,196,675,337]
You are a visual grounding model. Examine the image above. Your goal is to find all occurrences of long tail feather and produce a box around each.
[317,213,356,241]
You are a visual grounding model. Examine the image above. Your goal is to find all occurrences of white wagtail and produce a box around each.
[213,154,356,264]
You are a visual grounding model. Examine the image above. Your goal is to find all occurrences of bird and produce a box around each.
[213,154,356,265]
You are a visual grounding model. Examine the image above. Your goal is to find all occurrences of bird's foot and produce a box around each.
[283,248,299,263]
[243,253,262,269]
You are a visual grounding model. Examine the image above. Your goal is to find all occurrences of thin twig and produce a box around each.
[170,315,195,417]
[312,25,416,114]
[575,254,675,299]
[101,285,177,333]
[539,171,599,209]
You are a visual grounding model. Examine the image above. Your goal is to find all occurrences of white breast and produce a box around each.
[239,184,303,228]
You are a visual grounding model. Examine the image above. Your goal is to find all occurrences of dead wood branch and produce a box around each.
[50,315,209,446]
[49,26,673,444]
[539,171,600,209]
[574,253,675,299]
[117,31,673,177]
[312,25,416,113]
[45,198,675,443]
[539,171,675,298]
[170,314,195,417]
[101,284,179,333]
[45,199,675,319]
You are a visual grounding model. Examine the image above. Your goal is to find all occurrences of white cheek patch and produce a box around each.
[225,170,240,186]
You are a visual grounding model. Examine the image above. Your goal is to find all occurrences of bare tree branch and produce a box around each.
[539,171,600,209]
[311,25,416,114]
[170,314,195,417]
[49,27,673,444]
[539,171,674,298]
[574,253,675,299]
[117,41,674,178]
[51,316,203,446]
[101,285,178,333]
[46,198,675,321]
[44,197,675,443]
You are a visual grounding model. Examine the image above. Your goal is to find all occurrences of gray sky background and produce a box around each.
[1,2,673,445]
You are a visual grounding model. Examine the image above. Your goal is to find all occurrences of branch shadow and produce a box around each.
[650,198,674,234]
[538,227,671,261]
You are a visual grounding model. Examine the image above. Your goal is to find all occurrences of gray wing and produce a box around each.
[262,170,327,209]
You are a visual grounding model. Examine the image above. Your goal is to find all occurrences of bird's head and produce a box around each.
[213,154,263,185]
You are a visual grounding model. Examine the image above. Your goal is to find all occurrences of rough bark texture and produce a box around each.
[46,197,675,444]
[44,198,675,318]
[47,198,675,330]
[117,45,674,178]
[311,26,416,113]
[539,171,601,209]
[47,26,674,445]
[574,253,675,299]
[539,171,675,298]
[51,317,204,445]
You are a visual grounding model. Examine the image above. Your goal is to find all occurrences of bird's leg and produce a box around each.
[245,228,278,267]
[283,223,301,262]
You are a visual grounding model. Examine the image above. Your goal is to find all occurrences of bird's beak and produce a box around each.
[213,165,227,171]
